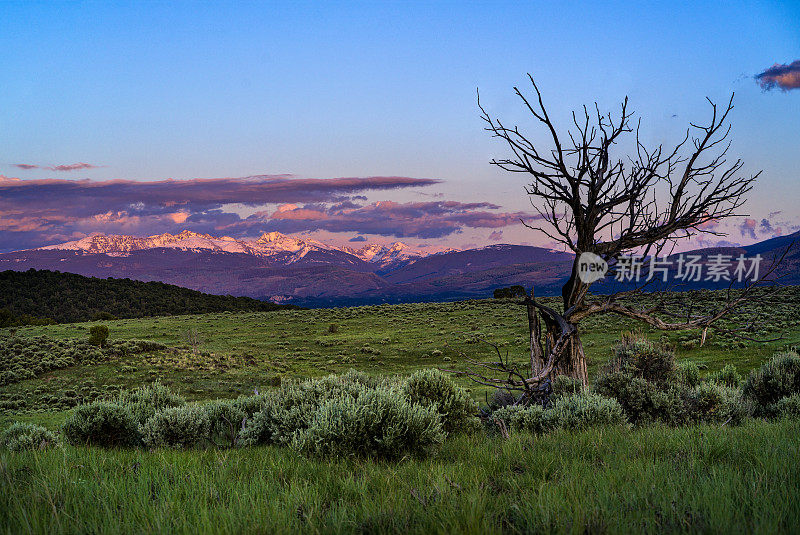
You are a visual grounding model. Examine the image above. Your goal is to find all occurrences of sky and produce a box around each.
[1,1,798,253]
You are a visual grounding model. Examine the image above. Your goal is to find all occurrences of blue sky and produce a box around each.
[1,1,798,252]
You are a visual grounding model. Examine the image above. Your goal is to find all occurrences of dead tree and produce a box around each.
[465,74,768,391]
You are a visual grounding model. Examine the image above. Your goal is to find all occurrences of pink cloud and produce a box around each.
[756,60,800,91]
[0,174,441,251]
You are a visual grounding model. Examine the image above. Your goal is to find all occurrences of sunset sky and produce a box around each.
[1,1,798,253]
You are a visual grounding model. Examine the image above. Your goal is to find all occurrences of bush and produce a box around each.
[117,381,186,425]
[593,371,651,424]
[551,375,583,401]
[292,387,445,459]
[676,361,701,388]
[487,388,518,411]
[0,422,59,451]
[707,364,743,388]
[548,393,627,431]
[327,323,339,334]
[742,352,800,415]
[88,325,109,347]
[607,332,676,384]
[205,400,247,447]
[689,382,748,425]
[774,394,800,420]
[141,405,211,448]
[491,404,552,434]
[402,369,478,433]
[62,401,139,447]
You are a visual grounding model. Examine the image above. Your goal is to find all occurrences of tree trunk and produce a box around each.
[552,265,590,386]
[550,330,588,387]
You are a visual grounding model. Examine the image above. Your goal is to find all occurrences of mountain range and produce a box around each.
[1,230,797,306]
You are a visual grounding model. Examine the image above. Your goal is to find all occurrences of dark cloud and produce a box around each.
[755,60,800,91]
[348,235,367,242]
[738,218,757,240]
[48,162,101,171]
[219,200,533,239]
[0,175,440,251]
[488,230,503,241]
[13,164,39,170]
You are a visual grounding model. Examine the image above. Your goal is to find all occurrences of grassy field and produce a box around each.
[2,289,800,533]
[2,421,799,534]
[3,290,800,421]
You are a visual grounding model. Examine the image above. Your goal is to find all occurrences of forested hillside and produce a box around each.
[0,269,296,325]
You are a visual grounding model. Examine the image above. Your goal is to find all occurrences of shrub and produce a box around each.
[774,394,800,420]
[117,381,186,425]
[205,400,247,447]
[327,323,339,334]
[402,369,478,433]
[88,325,109,347]
[141,405,211,448]
[593,371,651,424]
[0,422,59,451]
[62,401,139,447]
[689,382,748,425]
[487,388,518,411]
[551,375,583,401]
[607,331,676,384]
[548,393,627,431]
[292,387,445,459]
[742,352,800,415]
[707,364,743,388]
[239,385,326,446]
[492,404,552,434]
[676,361,701,388]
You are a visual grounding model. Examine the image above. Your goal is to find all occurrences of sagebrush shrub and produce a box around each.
[0,422,59,451]
[675,361,701,388]
[292,386,445,459]
[707,364,743,388]
[593,370,692,426]
[205,400,247,447]
[607,332,676,384]
[774,394,800,420]
[117,380,186,425]
[689,382,747,425]
[62,401,139,447]
[548,393,627,430]
[402,368,478,433]
[742,352,800,415]
[240,384,333,446]
[487,388,518,410]
[491,404,552,434]
[551,375,583,400]
[141,405,211,448]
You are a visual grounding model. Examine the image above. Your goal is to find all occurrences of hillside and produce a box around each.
[0,269,297,325]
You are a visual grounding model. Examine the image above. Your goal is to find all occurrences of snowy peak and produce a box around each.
[34,231,455,268]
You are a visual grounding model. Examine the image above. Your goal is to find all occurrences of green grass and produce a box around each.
[5,290,800,411]
[1,420,798,534]
[3,289,800,533]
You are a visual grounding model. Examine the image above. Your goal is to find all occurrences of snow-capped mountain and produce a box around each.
[36,230,445,267]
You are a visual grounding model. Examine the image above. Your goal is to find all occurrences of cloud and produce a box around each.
[0,174,441,252]
[488,230,503,241]
[11,162,102,171]
[755,60,800,91]
[348,235,367,242]
[219,200,533,239]
[738,218,757,240]
[48,162,101,171]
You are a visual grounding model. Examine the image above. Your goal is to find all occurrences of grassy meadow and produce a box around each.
[2,288,800,533]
